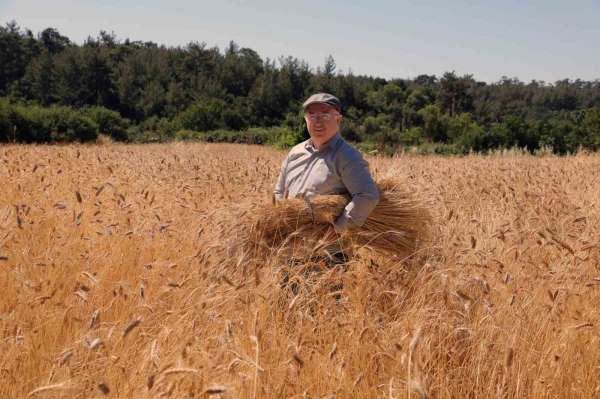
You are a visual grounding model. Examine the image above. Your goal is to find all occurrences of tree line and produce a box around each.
[1,21,600,154]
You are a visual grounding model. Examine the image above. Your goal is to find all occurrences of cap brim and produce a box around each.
[302,100,340,112]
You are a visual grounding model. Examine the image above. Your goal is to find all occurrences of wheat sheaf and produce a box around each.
[238,178,432,260]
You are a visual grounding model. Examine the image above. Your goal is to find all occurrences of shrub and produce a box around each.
[269,127,304,149]
[0,98,18,142]
[222,108,248,130]
[409,142,462,155]
[401,127,424,146]
[174,129,198,141]
[171,127,301,148]
[341,119,363,142]
[130,116,177,142]
[82,106,130,141]
[583,107,600,150]
[0,101,49,142]
[175,99,226,132]
[44,106,98,142]
[1,102,98,143]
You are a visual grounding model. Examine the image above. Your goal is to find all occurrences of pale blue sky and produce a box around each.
[2,0,599,83]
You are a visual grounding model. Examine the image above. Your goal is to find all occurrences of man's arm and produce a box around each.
[273,156,289,201]
[333,154,380,233]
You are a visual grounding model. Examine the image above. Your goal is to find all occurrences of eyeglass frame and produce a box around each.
[304,110,340,122]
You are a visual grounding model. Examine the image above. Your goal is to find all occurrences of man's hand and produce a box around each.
[333,213,350,234]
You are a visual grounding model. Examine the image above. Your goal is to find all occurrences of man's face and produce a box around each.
[304,103,342,146]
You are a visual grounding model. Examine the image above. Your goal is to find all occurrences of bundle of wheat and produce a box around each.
[245,178,431,258]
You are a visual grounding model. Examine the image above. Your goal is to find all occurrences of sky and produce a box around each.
[1,0,599,83]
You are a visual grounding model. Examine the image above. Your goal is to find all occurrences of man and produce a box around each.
[274,92,380,236]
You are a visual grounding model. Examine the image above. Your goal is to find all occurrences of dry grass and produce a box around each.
[1,142,599,398]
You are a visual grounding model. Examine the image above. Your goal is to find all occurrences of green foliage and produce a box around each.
[0,98,19,141]
[411,142,462,155]
[401,127,425,146]
[438,71,474,116]
[446,113,485,151]
[82,106,129,141]
[3,22,600,153]
[582,107,600,150]
[0,100,98,142]
[0,21,41,96]
[174,129,196,141]
[128,116,176,142]
[171,126,299,147]
[198,128,268,144]
[418,104,447,142]
[271,127,304,149]
[175,98,227,132]
[43,106,98,142]
[341,119,362,142]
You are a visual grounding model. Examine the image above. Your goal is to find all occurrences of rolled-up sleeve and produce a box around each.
[273,156,289,200]
[334,154,379,233]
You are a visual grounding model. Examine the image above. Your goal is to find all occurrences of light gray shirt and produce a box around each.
[274,133,380,232]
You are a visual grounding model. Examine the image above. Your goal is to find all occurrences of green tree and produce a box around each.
[220,42,263,97]
[82,106,130,141]
[582,107,600,149]
[19,50,57,104]
[401,127,424,146]
[38,27,70,54]
[176,98,226,132]
[0,22,40,95]
[438,72,474,116]
[418,104,447,142]
[447,112,485,151]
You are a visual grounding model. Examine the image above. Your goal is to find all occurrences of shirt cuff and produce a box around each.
[333,213,351,234]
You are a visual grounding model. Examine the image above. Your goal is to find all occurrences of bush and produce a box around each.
[0,98,18,142]
[269,127,303,149]
[0,101,98,143]
[175,99,226,132]
[583,107,600,150]
[82,106,130,141]
[418,104,447,142]
[481,123,512,150]
[446,113,486,152]
[171,126,301,148]
[43,106,98,142]
[222,108,248,130]
[406,142,462,155]
[354,141,379,155]
[361,114,388,137]
[341,119,363,142]
[174,129,198,141]
[454,123,485,152]
[401,127,424,146]
[127,116,177,142]
[0,100,49,142]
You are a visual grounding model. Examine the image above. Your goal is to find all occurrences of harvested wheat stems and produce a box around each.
[246,178,432,258]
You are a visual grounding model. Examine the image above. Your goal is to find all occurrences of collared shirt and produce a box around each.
[274,133,380,232]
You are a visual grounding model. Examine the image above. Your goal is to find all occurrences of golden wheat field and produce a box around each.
[1,143,599,398]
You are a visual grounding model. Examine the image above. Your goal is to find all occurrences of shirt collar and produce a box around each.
[305,132,342,153]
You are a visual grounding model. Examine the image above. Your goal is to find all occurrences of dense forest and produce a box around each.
[1,21,599,154]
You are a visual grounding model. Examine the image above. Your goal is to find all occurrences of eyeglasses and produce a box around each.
[305,112,337,122]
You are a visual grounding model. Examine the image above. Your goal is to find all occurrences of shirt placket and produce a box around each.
[296,152,320,195]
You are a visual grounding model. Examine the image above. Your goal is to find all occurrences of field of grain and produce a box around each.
[1,143,599,398]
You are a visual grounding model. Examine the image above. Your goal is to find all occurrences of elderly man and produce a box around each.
[274,93,380,238]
